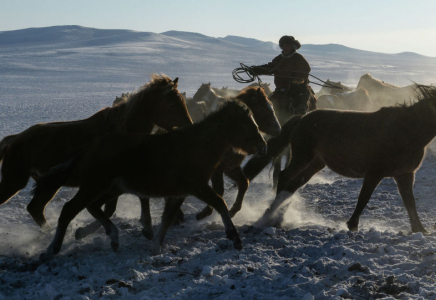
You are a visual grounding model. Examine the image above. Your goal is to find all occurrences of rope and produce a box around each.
[232,63,262,84]
[232,62,344,90]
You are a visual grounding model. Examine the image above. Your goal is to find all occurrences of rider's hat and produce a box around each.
[279,35,301,50]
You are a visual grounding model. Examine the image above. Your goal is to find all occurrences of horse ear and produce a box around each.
[208,82,211,86]
[173,77,179,88]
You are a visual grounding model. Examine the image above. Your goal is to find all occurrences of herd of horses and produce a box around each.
[0,73,435,260]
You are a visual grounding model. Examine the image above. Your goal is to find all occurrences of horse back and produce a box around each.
[293,109,425,177]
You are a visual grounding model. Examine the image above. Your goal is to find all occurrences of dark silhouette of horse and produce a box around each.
[37,100,267,259]
[0,74,192,231]
[74,87,280,240]
[244,84,434,233]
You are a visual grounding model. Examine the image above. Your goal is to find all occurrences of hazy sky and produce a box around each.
[1,0,436,57]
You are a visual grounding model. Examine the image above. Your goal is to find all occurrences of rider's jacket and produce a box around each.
[250,51,311,89]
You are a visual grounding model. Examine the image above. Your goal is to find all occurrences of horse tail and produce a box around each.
[0,134,17,164]
[243,115,302,181]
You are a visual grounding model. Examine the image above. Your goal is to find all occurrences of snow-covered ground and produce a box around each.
[2,26,436,299]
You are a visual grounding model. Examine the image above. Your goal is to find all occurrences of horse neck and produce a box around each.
[118,100,155,133]
[188,116,237,160]
[413,101,436,143]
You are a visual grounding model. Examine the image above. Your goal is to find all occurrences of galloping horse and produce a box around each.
[74,87,280,240]
[0,74,192,231]
[36,100,266,259]
[245,84,434,233]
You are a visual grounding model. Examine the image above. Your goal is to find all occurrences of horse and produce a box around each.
[317,87,374,111]
[0,74,192,231]
[112,92,130,107]
[74,86,281,240]
[357,73,415,109]
[249,82,273,96]
[192,83,226,114]
[36,100,267,259]
[244,84,434,234]
[315,79,353,98]
[190,86,281,221]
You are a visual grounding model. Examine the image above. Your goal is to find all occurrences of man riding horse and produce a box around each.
[249,35,316,118]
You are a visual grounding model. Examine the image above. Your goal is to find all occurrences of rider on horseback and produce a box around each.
[249,35,316,111]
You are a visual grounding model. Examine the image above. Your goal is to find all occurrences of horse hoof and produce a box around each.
[151,242,161,256]
[233,240,243,250]
[75,227,85,240]
[229,208,240,219]
[412,227,428,234]
[346,221,358,232]
[142,229,154,240]
[196,208,213,221]
[111,241,119,252]
[40,223,52,234]
[39,252,53,262]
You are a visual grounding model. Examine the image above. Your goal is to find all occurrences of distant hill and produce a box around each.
[0,25,431,59]
[1,25,436,88]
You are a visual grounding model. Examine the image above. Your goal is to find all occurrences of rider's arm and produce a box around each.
[249,55,280,76]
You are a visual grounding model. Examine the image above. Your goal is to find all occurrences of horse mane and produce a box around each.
[237,86,265,97]
[123,74,176,116]
[96,74,178,130]
[195,99,252,128]
[377,84,435,110]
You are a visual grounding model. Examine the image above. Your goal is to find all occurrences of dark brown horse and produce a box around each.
[0,74,192,231]
[245,84,434,233]
[37,100,266,259]
[74,87,280,240]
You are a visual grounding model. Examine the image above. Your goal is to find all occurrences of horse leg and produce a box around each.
[40,187,105,261]
[194,185,242,250]
[86,201,120,252]
[139,197,154,240]
[196,169,224,220]
[257,158,324,227]
[27,185,61,232]
[151,197,185,255]
[272,154,283,190]
[346,175,383,231]
[75,195,119,240]
[226,166,249,218]
[257,149,316,226]
[0,164,29,207]
[394,173,427,233]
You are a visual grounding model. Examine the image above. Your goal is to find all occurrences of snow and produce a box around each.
[1,26,436,299]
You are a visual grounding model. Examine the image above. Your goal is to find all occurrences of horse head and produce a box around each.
[284,80,312,115]
[220,101,267,156]
[193,83,225,112]
[237,87,281,137]
[133,75,192,131]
